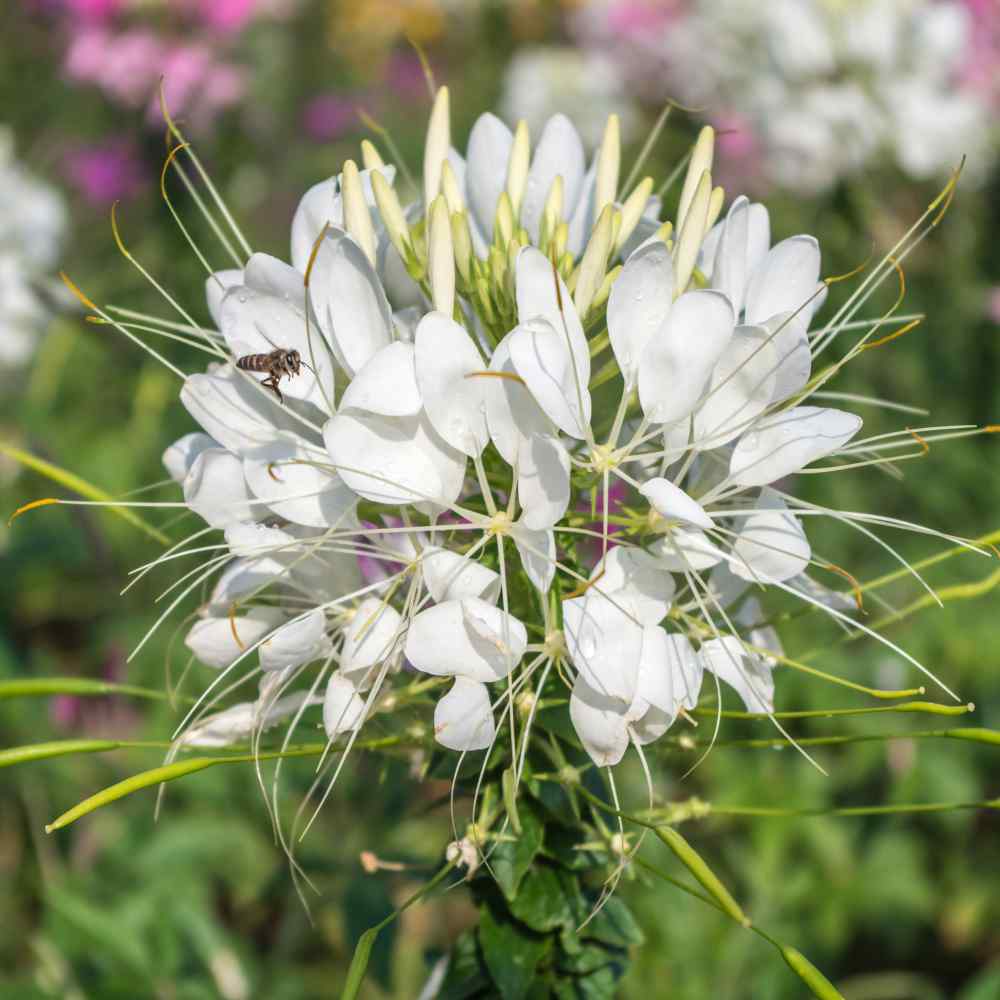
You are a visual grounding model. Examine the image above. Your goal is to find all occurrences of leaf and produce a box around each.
[344,876,397,991]
[438,930,491,1000]
[780,946,846,1000]
[0,739,124,768]
[491,801,545,901]
[553,961,626,1000]
[958,962,1000,1000]
[578,896,644,949]
[479,903,550,1000]
[1,441,170,545]
[508,864,574,932]
[0,677,183,703]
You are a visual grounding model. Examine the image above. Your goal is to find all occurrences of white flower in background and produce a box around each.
[573,0,995,192]
[53,88,980,832]
[499,46,639,150]
[0,127,68,368]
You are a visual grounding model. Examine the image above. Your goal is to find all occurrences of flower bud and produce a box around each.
[677,125,715,233]
[428,195,455,317]
[360,139,384,171]
[539,174,564,251]
[506,119,530,220]
[674,169,711,295]
[341,159,377,268]
[451,210,473,285]
[423,85,450,207]
[494,191,514,246]
[615,177,654,254]
[440,159,464,214]
[707,184,725,230]
[371,169,410,262]
[574,203,614,317]
[595,114,621,216]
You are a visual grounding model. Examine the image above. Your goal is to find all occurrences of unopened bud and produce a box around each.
[574,203,614,317]
[615,177,654,254]
[423,85,451,207]
[428,195,455,317]
[451,211,473,285]
[494,191,514,246]
[594,114,621,215]
[707,184,725,231]
[440,159,464,214]
[506,120,530,219]
[676,125,715,233]
[674,170,711,295]
[371,170,410,262]
[360,139,384,171]
[341,160,377,268]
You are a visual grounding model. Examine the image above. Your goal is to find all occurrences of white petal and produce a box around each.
[638,290,735,425]
[163,432,214,483]
[515,247,590,386]
[760,312,812,402]
[511,524,556,593]
[745,236,821,328]
[664,633,702,711]
[421,547,500,604]
[693,325,778,448]
[185,694,307,748]
[563,591,642,704]
[340,597,403,680]
[731,488,811,583]
[404,597,527,681]
[465,113,514,243]
[517,433,570,530]
[205,268,243,328]
[700,636,774,713]
[508,317,592,439]
[413,415,468,513]
[566,161,597,257]
[593,546,676,626]
[569,674,630,767]
[183,448,254,528]
[434,677,495,752]
[640,478,713,530]
[259,609,332,671]
[414,311,489,456]
[632,626,675,713]
[244,437,356,529]
[244,253,306,306]
[484,331,553,466]
[650,527,724,571]
[521,115,586,243]
[185,609,283,670]
[282,523,363,603]
[208,554,287,610]
[629,705,675,746]
[712,196,751,316]
[339,341,421,417]
[291,177,340,273]
[323,673,366,737]
[309,228,393,377]
[181,366,295,456]
[607,240,674,385]
[323,410,442,505]
[728,406,862,486]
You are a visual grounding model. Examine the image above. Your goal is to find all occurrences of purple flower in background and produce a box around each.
[303,94,358,141]
[384,51,427,102]
[64,139,144,205]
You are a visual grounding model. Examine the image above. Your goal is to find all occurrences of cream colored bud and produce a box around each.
[428,195,455,317]
[371,169,410,261]
[440,159,464,214]
[594,114,621,215]
[488,245,507,292]
[591,263,622,313]
[656,220,674,246]
[676,126,715,233]
[360,139,384,171]
[451,211,472,284]
[506,120,530,220]
[423,86,451,207]
[494,191,514,246]
[674,169,711,295]
[615,177,654,254]
[539,174,564,250]
[707,185,725,231]
[341,159,377,268]
[574,203,614,317]
[552,220,569,261]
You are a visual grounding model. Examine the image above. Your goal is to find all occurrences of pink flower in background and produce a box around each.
[986,286,1000,324]
[384,51,427,102]
[64,139,144,205]
[605,0,680,40]
[303,94,358,141]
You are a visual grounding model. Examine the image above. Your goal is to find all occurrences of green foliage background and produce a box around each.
[1,1,998,997]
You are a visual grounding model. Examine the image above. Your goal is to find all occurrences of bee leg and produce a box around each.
[262,375,284,404]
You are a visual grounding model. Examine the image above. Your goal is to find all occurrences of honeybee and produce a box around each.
[236,348,304,403]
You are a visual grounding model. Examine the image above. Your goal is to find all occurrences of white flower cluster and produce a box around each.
[0,127,68,369]
[148,91,957,776]
[573,0,993,192]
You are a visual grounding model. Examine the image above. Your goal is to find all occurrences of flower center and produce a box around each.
[589,443,620,474]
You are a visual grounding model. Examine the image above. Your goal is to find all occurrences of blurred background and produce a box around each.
[1,1,999,997]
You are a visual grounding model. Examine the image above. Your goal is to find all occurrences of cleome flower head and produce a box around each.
[58,87,986,836]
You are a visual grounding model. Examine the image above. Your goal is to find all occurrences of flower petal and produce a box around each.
[465,113,513,244]
[339,341,422,417]
[243,437,356,528]
[163,431,215,483]
[650,527,725,571]
[259,608,332,672]
[508,316,592,439]
[700,636,774,713]
[639,478,713,530]
[730,488,811,583]
[569,674,630,767]
[744,235,821,328]
[593,546,676,626]
[607,240,674,386]
[340,596,403,681]
[185,608,283,670]
[728,406,862,486]
[421,546,500,604]
[404,597,527,681]
[309,228,393,377]
[414,311,490,456]
[563,591,642,703]
[521,115,586,243]
[434,677,495,751]
[511,523,556,593]
[323,673,366,737]
[517,433,570,530]
[638,289,735,425]
[183,448,255,528]
[205,268,243,328]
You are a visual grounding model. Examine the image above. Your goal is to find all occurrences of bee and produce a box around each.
[236,348,304,403]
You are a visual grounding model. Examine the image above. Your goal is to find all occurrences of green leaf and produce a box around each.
[479,904,550,1000]
[780,946,846,1000]
[1,441,170,545]
[578,896,644,949]
[491,801,545,901]
[508,864,573,932]
[0,677,186,703]
[1,739,125,768]
[553,961,626,1000]
[344,876,397,991]
[438,930,492,1000]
